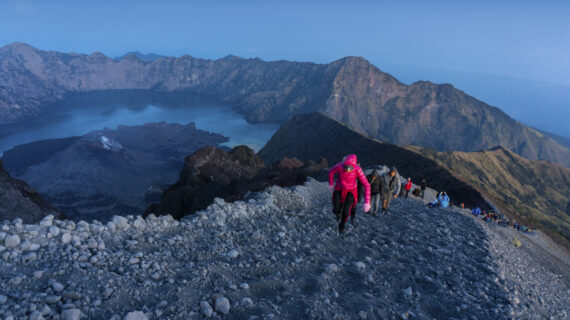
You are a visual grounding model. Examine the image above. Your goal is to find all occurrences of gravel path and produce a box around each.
[0,178,568,319]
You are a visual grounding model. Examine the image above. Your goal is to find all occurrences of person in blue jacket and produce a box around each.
[472,207,482,216]
[439,192,450,208]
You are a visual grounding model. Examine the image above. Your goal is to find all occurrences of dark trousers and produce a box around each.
[405,189,410,198]
[333,190,355,232]
[420,189,425,198]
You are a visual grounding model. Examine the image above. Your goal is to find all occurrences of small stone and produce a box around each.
[214,197,225,207]
[124,311,148,320]
[226,249,239,258]
[128,258,140,265]
[61,233,72,244]
[49,226,60,237]
[40,215,54,227]
[241,297,254,307]
[45,296,62,304]
[0,294,7,304]
[63,292,82,300]
[359,311,368,319]
[200,301,213,318]
[61,308,82,320]
[4,234,20,248]
[215,296,231,314]
[22,252,37,262]
[33,270,45,279]
[53,282,65,292]
[87,238,98,249]
[29,311,45,320]
[403,287,413,296]
[354,261,366,272]
[112,216,130,230]
[239,283,249,289]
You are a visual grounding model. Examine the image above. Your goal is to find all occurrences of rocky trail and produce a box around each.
[0,178,568,319]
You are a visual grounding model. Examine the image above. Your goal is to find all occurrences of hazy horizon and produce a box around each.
[1,0,569,137]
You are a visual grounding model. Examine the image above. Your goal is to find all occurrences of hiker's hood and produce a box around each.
[342,154,358,167]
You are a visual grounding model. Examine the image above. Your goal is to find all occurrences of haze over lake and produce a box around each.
[0,91,279,156]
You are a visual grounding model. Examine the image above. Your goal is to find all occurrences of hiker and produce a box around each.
[412,187,421,197]
[379,167,401,214]
[404,177,412,198]
[366,169,382,216]
[472,207,482,216]
[440,192,450,208]
[328,154,371,233]
[428,192,441,208]
[420,178,427,199]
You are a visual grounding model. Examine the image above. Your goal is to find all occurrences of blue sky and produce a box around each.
[1,0,569,136]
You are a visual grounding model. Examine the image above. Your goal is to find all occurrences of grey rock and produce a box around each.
[0,294,7,304]
[124,311,148,320]
[200,301,213,318]
[61,308,82,320]
[45,295,62,304]
[112,216,130,230]
[215,296,231,314]
[61,233,72,244]
[226,249,239,258]
[241,297,254,307]
[52,282,65,292]
[4,234,20,248]
[29,311,44,320]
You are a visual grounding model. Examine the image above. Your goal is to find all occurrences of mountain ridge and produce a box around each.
[1,43,569,167]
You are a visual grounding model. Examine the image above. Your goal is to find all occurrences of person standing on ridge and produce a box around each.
[420,178,427,199]
[404,177,412,198]
[379,167,401,214]
[328,154,371,233]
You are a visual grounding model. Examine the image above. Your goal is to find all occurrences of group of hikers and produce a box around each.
[471,207,535,233]
[328,153,538,236]
[328,154,428,233]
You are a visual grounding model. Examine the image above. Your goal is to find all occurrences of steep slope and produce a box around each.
[408,145,570,242]
[259,112,492,211]
[0,179,568,319]
[1,43,569,166]
[1,122,228,221]
[0,160,63,223]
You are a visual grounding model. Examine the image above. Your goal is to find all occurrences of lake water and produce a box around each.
[0,90,279,155]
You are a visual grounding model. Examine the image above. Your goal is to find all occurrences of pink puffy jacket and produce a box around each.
[328,154,371,205]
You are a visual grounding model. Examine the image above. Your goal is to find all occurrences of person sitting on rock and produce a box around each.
[428,192,441,208]
[379,167,401,214]
[328,154,371,233]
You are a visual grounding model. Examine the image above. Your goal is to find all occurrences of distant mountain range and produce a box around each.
[1,122,228,222]
[258,113,570,245]
[114,51,166,62]
[1,43,569,167]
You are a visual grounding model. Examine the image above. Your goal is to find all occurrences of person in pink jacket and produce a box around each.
[328,154,371,233]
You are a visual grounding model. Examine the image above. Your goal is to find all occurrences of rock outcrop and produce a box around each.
[1,43,569,167]
[146,145,327,219]
[0,160,63,223]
